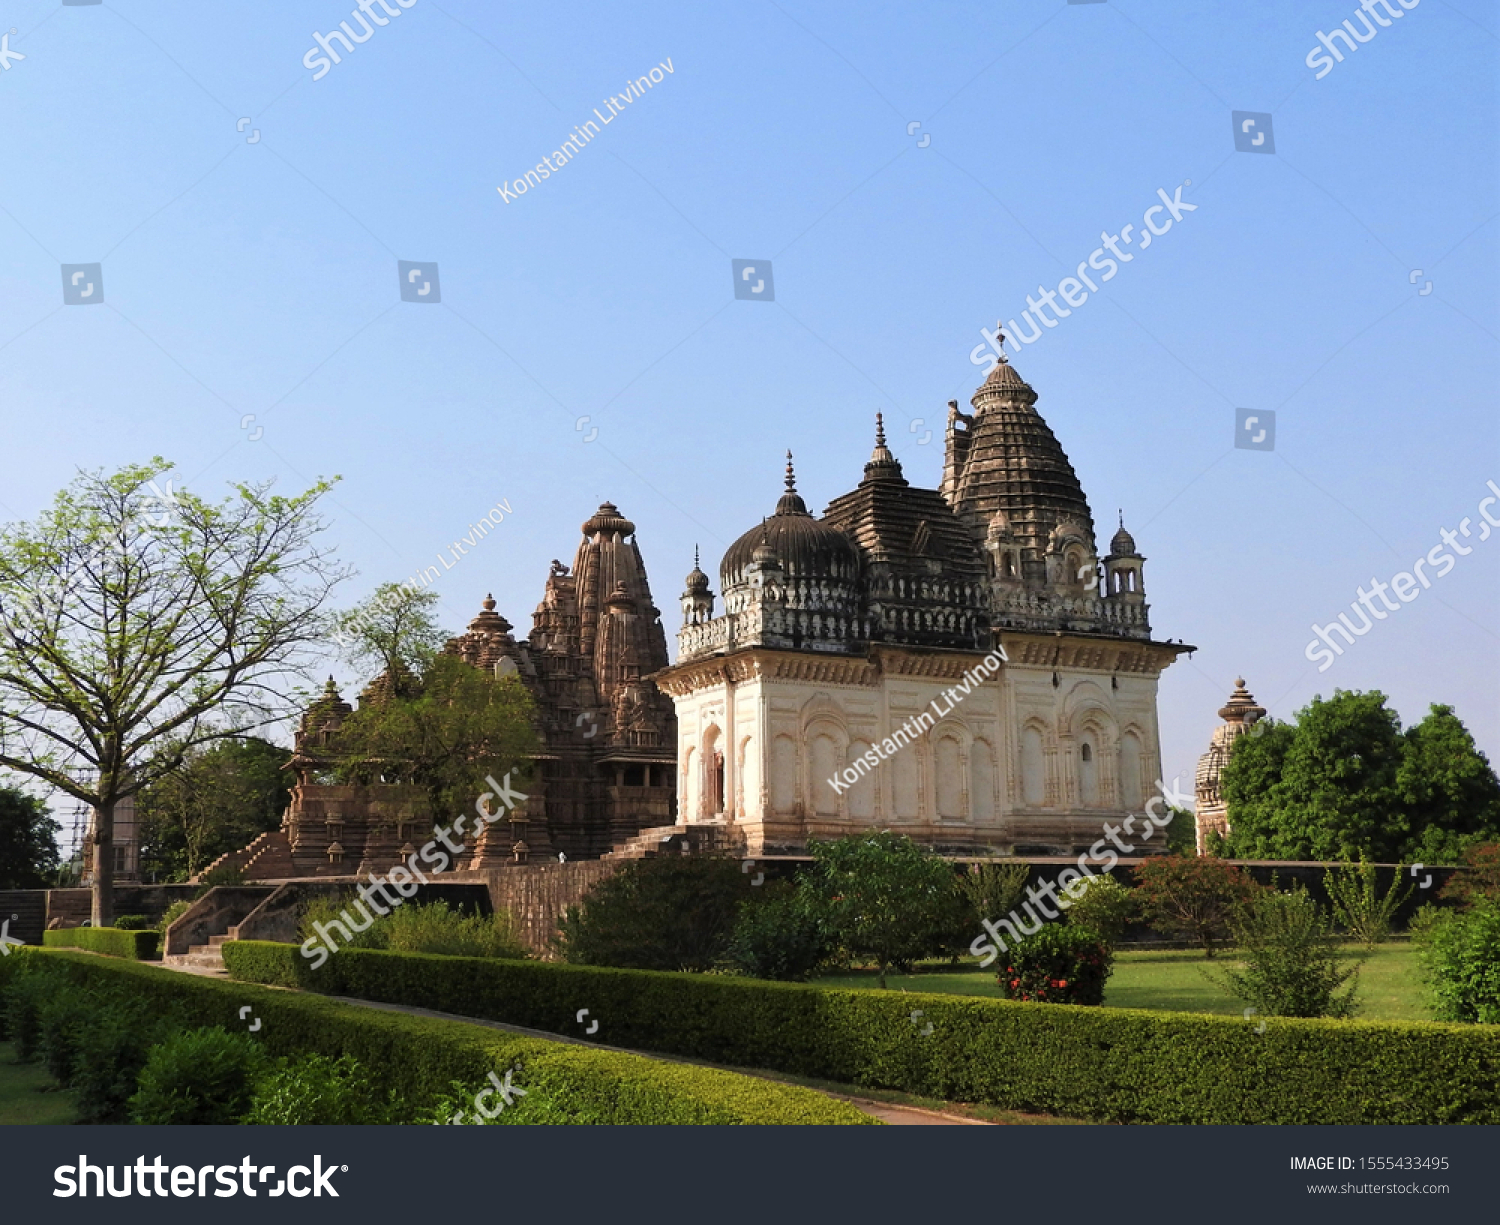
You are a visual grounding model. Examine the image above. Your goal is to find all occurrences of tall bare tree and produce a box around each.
[0,459,348,923]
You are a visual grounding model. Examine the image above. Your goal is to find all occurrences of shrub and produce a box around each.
[1439,842,1500,909]
[806,831,959,987]
[556,856,753,971]
[42,926,160,960]
[225,940,1500,1125]
[128,1027,271,1124]
[156,900,193,934]
[27,949,868,1125]
[956,861,1030,926]
[1326,857,1412,945]
[37,983,95,1086]
[372,900,527,960]
[247,1052,400,1125]
[74,1002,184,1124]
[1420,900,1500,1024]
[297,890,378,949]
[1215,888,1360,1019]
[111,914,151,930]
[1062,873,1138,945]
[997,923,1112,1005]
[200,862,247,888]
[1408,903,1451,944]
[725,885,836,982]
[1133,855,1261,956]
[3,960,53,1060]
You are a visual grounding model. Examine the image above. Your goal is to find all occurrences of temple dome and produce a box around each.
[1109,521,1137,557]
[947,332,1096,559]
[684,546,710,594]
[582,502,634,540]
[721,452,859,592]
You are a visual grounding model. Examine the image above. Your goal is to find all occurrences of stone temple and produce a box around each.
[211,351,1191,878]
[1193,678,1266,854]
[655,351,1190,856]
[208,503,679,880]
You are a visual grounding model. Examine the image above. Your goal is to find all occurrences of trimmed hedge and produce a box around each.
[224,939,1500,1125]
[0,950,871,1125]
[43,927,160,960]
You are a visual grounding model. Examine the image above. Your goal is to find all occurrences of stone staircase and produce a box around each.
[172,932,234,972]
[162,885,276,974]
[196,830,296,883]
[602,821,737,861]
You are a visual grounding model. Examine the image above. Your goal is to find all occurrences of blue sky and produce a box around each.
[1,0,1496,830]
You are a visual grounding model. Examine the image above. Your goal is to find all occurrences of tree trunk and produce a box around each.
[91,800,114,927]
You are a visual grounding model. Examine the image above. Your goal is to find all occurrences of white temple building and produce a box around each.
[653,352,1191,856]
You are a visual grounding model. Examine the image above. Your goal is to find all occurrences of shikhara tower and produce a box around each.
[655,352,1191,856]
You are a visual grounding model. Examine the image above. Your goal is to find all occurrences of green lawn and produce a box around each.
[0,1042,78,1125]
[815,941,1436,1023]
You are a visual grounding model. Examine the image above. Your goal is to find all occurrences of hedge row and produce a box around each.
[224,940,1500,1125]
[43,927,160,960]
[0,951,872,1125]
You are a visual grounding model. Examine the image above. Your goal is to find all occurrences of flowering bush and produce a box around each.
[997,923,1113,1005]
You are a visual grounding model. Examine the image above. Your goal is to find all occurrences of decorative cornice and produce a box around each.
[997,630,1188,674]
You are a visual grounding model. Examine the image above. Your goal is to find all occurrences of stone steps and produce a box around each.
[602,822,734,861]
[165,942,226,971]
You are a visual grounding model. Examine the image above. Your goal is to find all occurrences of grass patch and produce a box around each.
[815,943,1434,1022]
[0,1041,77,1125]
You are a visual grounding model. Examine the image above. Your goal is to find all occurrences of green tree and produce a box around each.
[1133,855,1261,957]
[1221,691,1498,863]
[806,831,957,988]
[1163,807,1197,855]
[556,856,753,971]
[0,460,346,923]
[331,582,448,698]
[1398,705,1500,863]
[333,652,537,822]
[0,782,61,888]
[135,737,292,881]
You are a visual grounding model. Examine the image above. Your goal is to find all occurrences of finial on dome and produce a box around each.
[994,321,1009,363]
[784,450,796,494]
[483,593,496,611]
[693,544,700,568]
[875,412,886,448]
